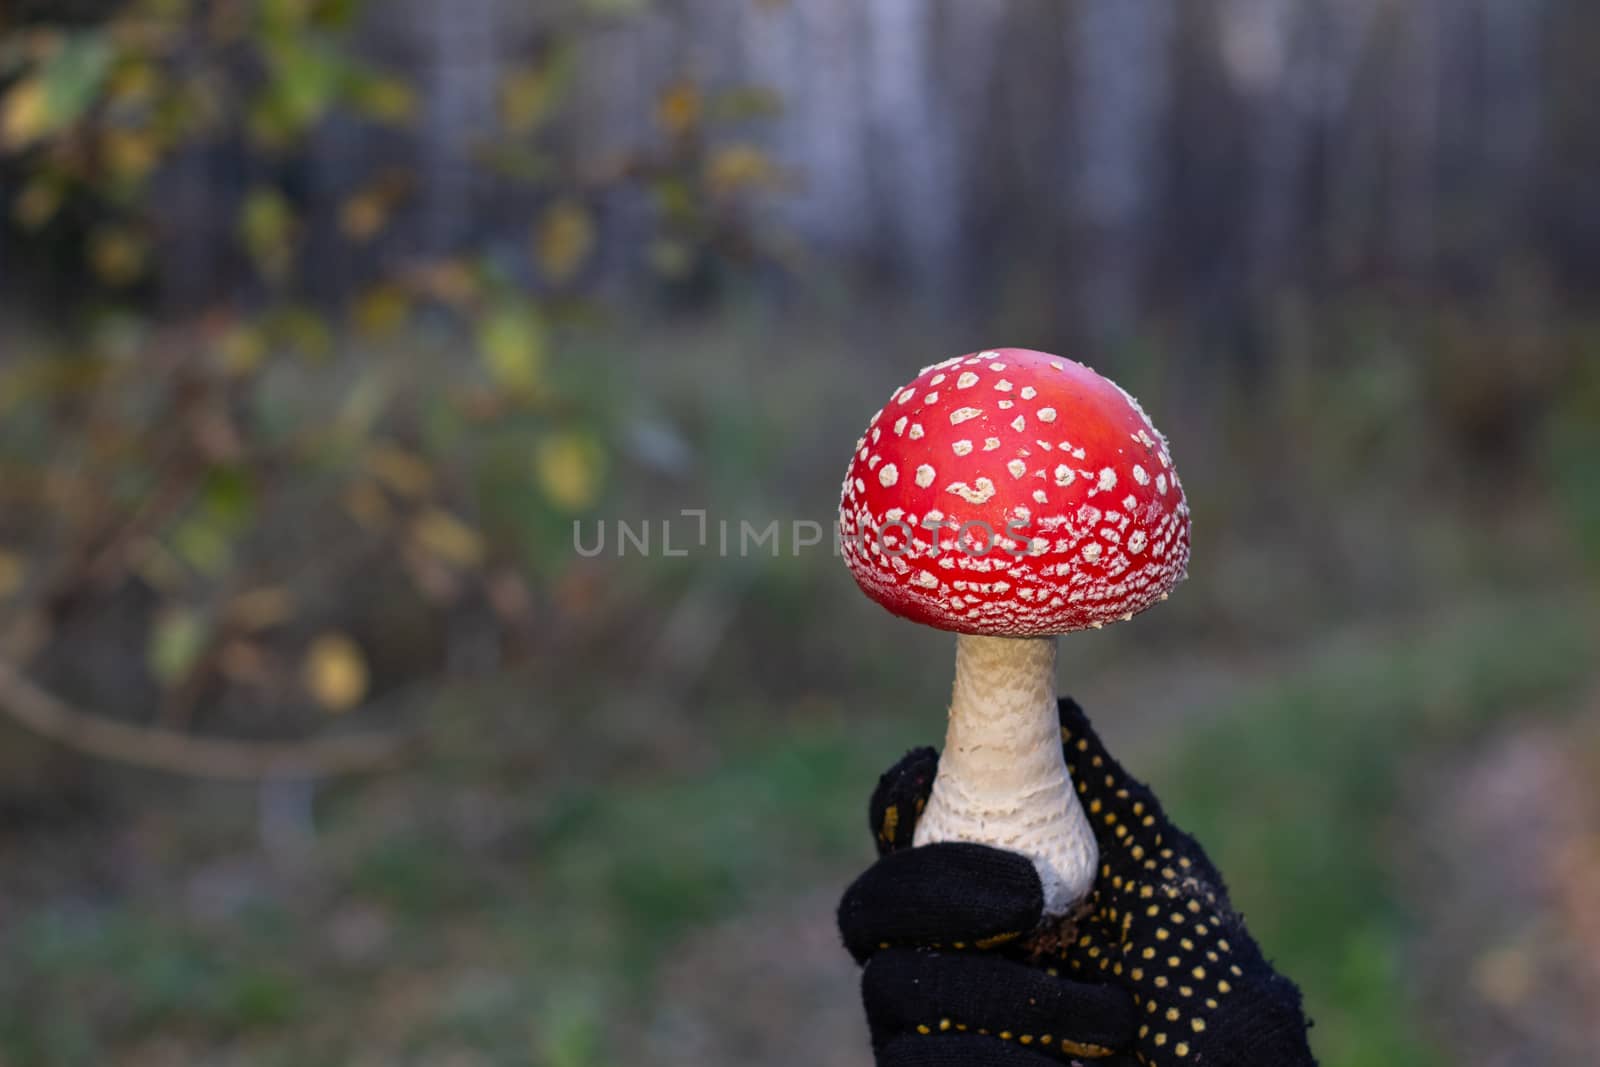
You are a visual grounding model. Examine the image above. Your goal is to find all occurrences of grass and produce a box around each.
[3,293,1598,1062]
[1150,592,1597,1067]
[1,589,1592,1066]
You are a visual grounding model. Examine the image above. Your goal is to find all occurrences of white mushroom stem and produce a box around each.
[912,633,1098,919]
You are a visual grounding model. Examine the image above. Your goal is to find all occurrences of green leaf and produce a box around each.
[259,39,345,134]
[239,186,295,277]
[172,516,233,575]
[1,33,112,148]
[148,609,208,685]
[498,45,576,134]
[44,35,113,120]
[200,465,257,527]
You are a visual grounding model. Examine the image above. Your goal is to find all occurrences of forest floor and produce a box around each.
[2,585,1595,1067]
[2,314,1598,1067]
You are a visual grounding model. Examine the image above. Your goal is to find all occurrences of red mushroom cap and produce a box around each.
[839,348,1190,636]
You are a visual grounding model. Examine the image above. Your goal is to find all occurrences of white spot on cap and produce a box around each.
[894,416,908,436]
[909,424,925,439]
[1123,495,1138,512]
[1156,473,1167,493]
[995,379,1013,392]
[997,400,1014,409]
[953,439,973,456]
[1037,407,1057,423]
[1098,468,1117,491]
[1007,459,1027,479]
[950,407,982,425]
[1133,465,1149,485]
[915,464,935,488]
[946,478,996,504]
[989,362,1006,371]
[984,438,1001,451]
[978,350,999,359]
[1082,543,1103,563]
[854,478,866,493]
[929,373,946,386]
[1054,465,1075,486]
[1033,490,1048,504]
[1020,386,1037,400]
[879,464,899,487]
[957,371,979,389]
[1011,416,1026,432]
[897,389,916,405]
[913,571,938,589]
[925,391,940,404]
[1128,530,1148,554]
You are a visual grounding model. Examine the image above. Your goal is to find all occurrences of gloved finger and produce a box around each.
[839,842,1043,963]
[863,948,1136,1058]
[869,746,939,855]
[876,1033,1064,1066]
[1056,696,1229,894]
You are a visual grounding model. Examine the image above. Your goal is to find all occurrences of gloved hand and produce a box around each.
[838,698,1316,1066]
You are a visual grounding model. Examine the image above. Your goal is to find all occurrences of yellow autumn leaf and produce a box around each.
[89,227,148,285]
[412,509,487,568]
[353,285,410,336]
[706,143,776,195]
[104,129,160,183]
[366,443,434,498]
[0,549,26,599]
[304,633,369,713]
[479,304,546,395]
[656,81,700,136]
[218,325,268,376]
[0,79,50,148]
[352,77,416,124]
[343,481,394,530]
[535,200,595,284]
[500,66,555,133]
[227,586,296,630]
[340,189,388,241]
[271,306,332,359]
[12,178,62,229]
[648,239,693,279]
[2,36,111,149]
[534,432,605,512]
[423,259,479,306]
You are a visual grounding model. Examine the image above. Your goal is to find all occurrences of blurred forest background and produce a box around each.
[1,1,1598,1065]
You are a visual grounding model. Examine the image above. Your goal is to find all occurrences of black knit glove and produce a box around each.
[838,698,1316,1067]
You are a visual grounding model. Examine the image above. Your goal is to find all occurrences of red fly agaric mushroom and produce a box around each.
[839,348,1190,918]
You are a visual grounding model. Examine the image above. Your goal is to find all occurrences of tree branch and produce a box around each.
[0,660,418,780]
